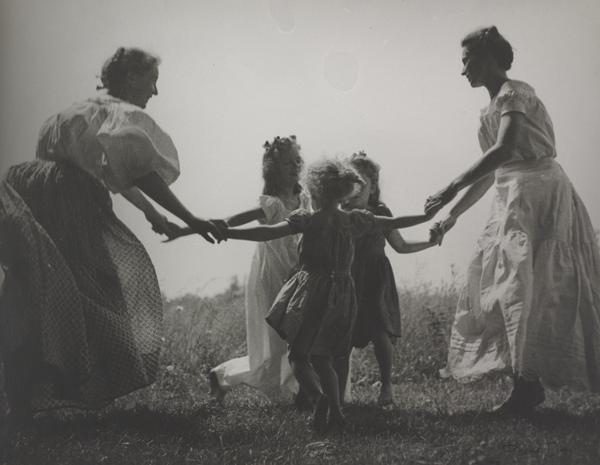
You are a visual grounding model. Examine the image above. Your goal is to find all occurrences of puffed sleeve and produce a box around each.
[96,102,180,193]
[285,209,312,233]
[348,209,376,237]
[496,82,536,116]
[258,195,283,224]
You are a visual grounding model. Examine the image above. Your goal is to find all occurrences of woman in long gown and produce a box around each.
[0,47,223,430]
[426,26,600,413]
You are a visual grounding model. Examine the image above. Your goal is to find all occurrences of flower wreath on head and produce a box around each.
[263,135,298,157]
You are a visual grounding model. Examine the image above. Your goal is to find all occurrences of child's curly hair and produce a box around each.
[262,135,304,196]
[305,158,364,205]
[348,151,381,207]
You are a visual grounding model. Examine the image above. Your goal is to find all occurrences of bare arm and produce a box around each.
[133,172,196,223]
[226,207,266,227]
[162,207,266,242]
[121,186,186,238]
[450,112,520,191]
[225,222,295,242]
[374,213,433,230]
[425,112,523,215]
[133,171,223,242]
[385,230,435,254]
[449,173,494,219]
[121,186,157,218]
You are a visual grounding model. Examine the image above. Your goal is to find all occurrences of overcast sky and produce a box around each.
[1,0,599,297]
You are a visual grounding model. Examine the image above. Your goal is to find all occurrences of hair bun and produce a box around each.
[463,26,513,71]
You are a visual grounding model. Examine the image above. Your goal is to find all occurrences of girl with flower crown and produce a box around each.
[168,136,310,403]
[222,157,434,432]
[344,152,440,406]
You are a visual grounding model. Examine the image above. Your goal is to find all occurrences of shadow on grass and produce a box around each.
[30,403,222,439]
[343,403,600,438]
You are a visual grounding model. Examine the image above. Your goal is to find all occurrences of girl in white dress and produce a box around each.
[210,136,311,402]
[426,26,600,414]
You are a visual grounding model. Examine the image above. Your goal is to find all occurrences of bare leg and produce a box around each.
[373,331,394,406]
[312,356,345,430]
[333,355,349,405]
[290,358,322,402]
[291,357,328,431]
[294,387,315,411]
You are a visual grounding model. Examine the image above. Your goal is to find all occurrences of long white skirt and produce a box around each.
[211,239,298,401]
[443,158,600,391]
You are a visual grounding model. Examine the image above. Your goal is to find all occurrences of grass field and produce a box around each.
[3,279,600,465]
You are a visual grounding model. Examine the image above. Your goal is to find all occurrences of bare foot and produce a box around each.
[312,395,329,433]
[377,383,394,407]
[295,389,315,412]
[328,409,348,432]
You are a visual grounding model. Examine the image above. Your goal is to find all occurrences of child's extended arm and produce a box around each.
[163,207,266,242]
[226,222,295,242]
[374,212,433,230]
[385,230,436,253]
[225,208,266,227]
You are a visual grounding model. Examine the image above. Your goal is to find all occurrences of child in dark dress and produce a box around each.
[224,157,434,431]
[345,152,440,406]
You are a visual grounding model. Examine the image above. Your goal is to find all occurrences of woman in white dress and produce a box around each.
[426,26,600,414]
[0,47,223,430]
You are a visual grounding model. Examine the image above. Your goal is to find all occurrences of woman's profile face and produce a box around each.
[461,45,491,88]
[126,64,159,108]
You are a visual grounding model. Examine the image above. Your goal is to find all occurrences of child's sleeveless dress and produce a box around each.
[351,204,401,348]
[266,209,376,359]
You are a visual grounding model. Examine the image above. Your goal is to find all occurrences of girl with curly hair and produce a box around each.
[223,157,433,431]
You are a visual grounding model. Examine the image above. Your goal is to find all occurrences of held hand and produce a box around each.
[188,217,226,244]
[429,222,445,246]
[161,224,192,243]
[440,213,458,234]
[429,213,458,246]
[424,183,459,216]
[146,211,181,240]
[209,219,229,242]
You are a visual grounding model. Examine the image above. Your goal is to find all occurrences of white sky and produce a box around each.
[1,0,599,297]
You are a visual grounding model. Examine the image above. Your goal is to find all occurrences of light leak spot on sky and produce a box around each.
[323,51,359,91]
[267,0,296,33]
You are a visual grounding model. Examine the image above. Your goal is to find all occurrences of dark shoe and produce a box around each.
[208,371,226,404]
[492,377,545,416]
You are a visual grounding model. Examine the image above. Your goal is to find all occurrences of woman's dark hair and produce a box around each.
[461,26,513,71]
[98,47,160,97]
[348,151,381,207]
[262,135,304,196]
